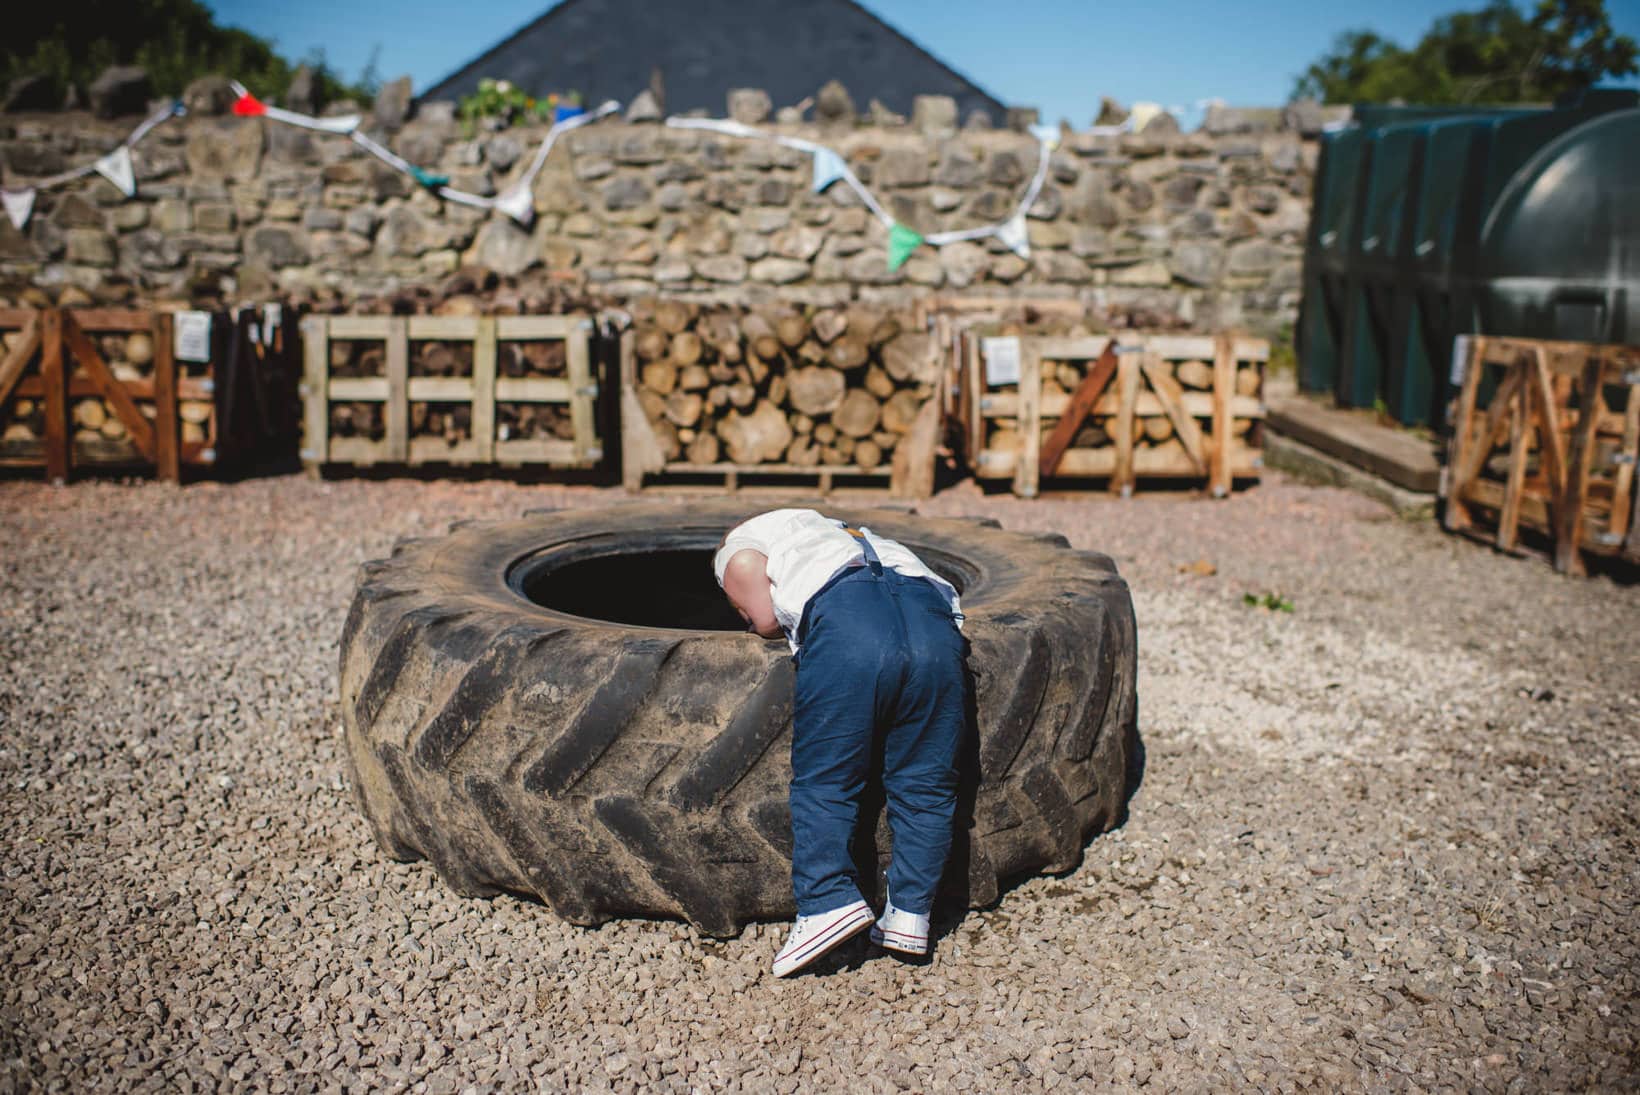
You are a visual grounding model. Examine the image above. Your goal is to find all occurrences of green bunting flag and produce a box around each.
[411,166,451,190]
[887,223,923,273]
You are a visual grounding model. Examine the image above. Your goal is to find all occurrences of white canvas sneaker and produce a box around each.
[869,894,931,956]
[772,899,874,977]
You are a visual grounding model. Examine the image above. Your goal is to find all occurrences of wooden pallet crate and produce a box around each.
[0,307,184,483]
[619,327,942,497]
[1442,335,1639,575]
[299,314,600,471]
[965,332,1267,497]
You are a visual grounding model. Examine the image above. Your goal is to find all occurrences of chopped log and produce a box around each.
[677,364,710,391]
[181,421,207,445]
[1176,359,1213,389]
[989,426,1020,454]
[125,331,154,366]
[653,417,682,460]
[1232,418,1252,437]
[833,389,881,438]
[641,361,677,395]
[727,382,757,409]
[787,366,846,417]
[636,327,670,362]
[664,391,703,427]
[179,400,212,425]
[835,434,857,458]
[745,354,770,386]
[1074,424,1109,447]
[791,413,814,435]
[871,429,899,451]
[699,313,741,352]
[670,331,703,366]
[826,336,869,372]
[654,299,693,335]
[1142,415,1174,443]
[678,427,697,444]
[797,339,825,365]
[708,362,737,383]
[707,386,730,410]
[741,313,780,361]
[881,390,922,434]
[687,431,720,464]
[718,400,793,464]
[864,365,895,399]
[1235,366,1260,397]
[1041,377,1066,399]
[787,436,821,466]
[814,422,838,445]
[776,313,810,350]
[881,334,932,383]
[854,439,883,470]
[1056,362,1081,389]
[768,375,788,407]
[638,388,667,422]
[812,309,848,345]
[820,445,850,466]
[74,399,107,430]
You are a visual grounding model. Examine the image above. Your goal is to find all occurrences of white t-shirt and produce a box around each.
[712,508,963,652]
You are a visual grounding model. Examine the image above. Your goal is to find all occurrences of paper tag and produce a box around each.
[174,310,212,363]
[983,336,1022,387]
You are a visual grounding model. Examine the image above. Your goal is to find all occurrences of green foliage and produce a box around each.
[458,78,581,132]
[1293,0,1638,104]
[1243,591,1296,613]
[2,0,377,106]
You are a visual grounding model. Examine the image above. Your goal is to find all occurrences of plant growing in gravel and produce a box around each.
[1242,591,1294,613]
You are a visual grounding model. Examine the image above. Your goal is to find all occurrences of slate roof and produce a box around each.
[421,0,1009,123]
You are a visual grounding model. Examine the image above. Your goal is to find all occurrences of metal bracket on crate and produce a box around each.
[1624,369,1640,386]
[586,445,604,461]
[298,448,318,462]
[198,377,215,395]
[578,383,599,398]
[1614,453,1636,466]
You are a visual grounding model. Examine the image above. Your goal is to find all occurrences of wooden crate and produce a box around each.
[1442,335,1639,575]
[966,332,1267,497]
[0,307,184,483]
[300,314,600,471]
[619,329,942,497]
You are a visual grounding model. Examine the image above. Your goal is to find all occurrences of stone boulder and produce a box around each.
[912,95,957,138]
[815,80,855,125]
[625,89,662,123]
[728,88,771,125]
[1095,97,1128,127]
[1282,99,1325,138]
[286,65,320,115]
[373,76,415,129]
[183,75,236,116]
[88,66,152,118]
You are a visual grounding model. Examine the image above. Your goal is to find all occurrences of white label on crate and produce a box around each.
[174,311,212,363]
[983,336,1021,386]
[1448,334,1472,387]
[262,303,282,346]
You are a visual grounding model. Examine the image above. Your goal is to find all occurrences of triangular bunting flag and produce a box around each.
[996,213,1030,259]
[811,147,848,193]
[233,91,268,117]
[410,166,451,190]
[887,223,923,273]
[1028,123,1060,150]
[2,188,35,231]
[493,184,536,225]
[93,146,136,197]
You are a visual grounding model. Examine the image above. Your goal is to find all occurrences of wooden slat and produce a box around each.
[14,375,214,401]
[406,315,479,339]
[0,313,41,409]
[60,312,156,462]
[301,315,329,469]
[1141,353,1208,474]
[408,437,481,464]
[329,437,389,465]
[978,440,1261,479]
[472,317,496,463]
[1454,364,1525,493]
[566,321,595,463]
[1111,350,1141,496]
[406,377,477,401]
[497,315,581,339]
[1527,349,1567,495]
[495,438,581,466]
[1013,341,1042,498]
[1443,336,1486,533]
[384,319,409,463]
[40,309,68,483]
[661,461,892,477]
[495,377,572,403]
[1554,355,1604,575]
[1209,334,1234,497]
[1458,478,1621,557]
[59,308,151,332]
[0,308,39,326]
[1033,336,1127,360]
[1142,334,1271,362]
[964,331,984,460]
[1497,387,1528,552]
[327,315,393,339]
[1606,382,1639,541]
[978,389,1263,420]
[328,377,391,401]
[152,312,180,483]
[1039,337,1116,478]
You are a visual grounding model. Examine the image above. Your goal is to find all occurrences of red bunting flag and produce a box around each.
[232,92,267,117]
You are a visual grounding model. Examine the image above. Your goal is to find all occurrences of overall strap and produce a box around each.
[843,526,883,575]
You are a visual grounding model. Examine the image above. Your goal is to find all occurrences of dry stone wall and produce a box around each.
[0,99,1322,335]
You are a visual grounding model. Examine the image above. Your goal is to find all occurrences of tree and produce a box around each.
[1292,0,1638,104]
[1,0,376,106]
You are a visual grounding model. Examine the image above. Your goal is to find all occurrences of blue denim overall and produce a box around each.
[788,529,965,916]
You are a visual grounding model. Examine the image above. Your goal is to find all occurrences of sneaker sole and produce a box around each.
[869,925,930,956]
[773,906,875,977]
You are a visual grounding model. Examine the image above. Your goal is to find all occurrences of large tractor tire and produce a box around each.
[341,502,1138,936]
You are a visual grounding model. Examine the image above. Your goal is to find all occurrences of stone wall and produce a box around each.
[0,99,1323,335]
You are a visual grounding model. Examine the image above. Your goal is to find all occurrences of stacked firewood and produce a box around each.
[629,301,937,470]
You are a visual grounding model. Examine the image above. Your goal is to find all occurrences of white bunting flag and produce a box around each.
[2,188,35,231]
[811,147,848,193]
[94,146,137,197]
[995,212,1030,259]
[1028,123,1060,150]
[493,184,536,225]
[264,105,361,134]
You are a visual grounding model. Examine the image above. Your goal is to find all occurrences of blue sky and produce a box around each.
[206,0,1640,122]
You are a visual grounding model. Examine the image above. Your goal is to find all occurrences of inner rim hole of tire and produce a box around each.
[518,546,971,631]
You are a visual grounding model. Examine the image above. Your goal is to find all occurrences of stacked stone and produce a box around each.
[0,81,1336,337]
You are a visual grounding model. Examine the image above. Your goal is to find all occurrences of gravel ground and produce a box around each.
[2,472,1637,1092]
